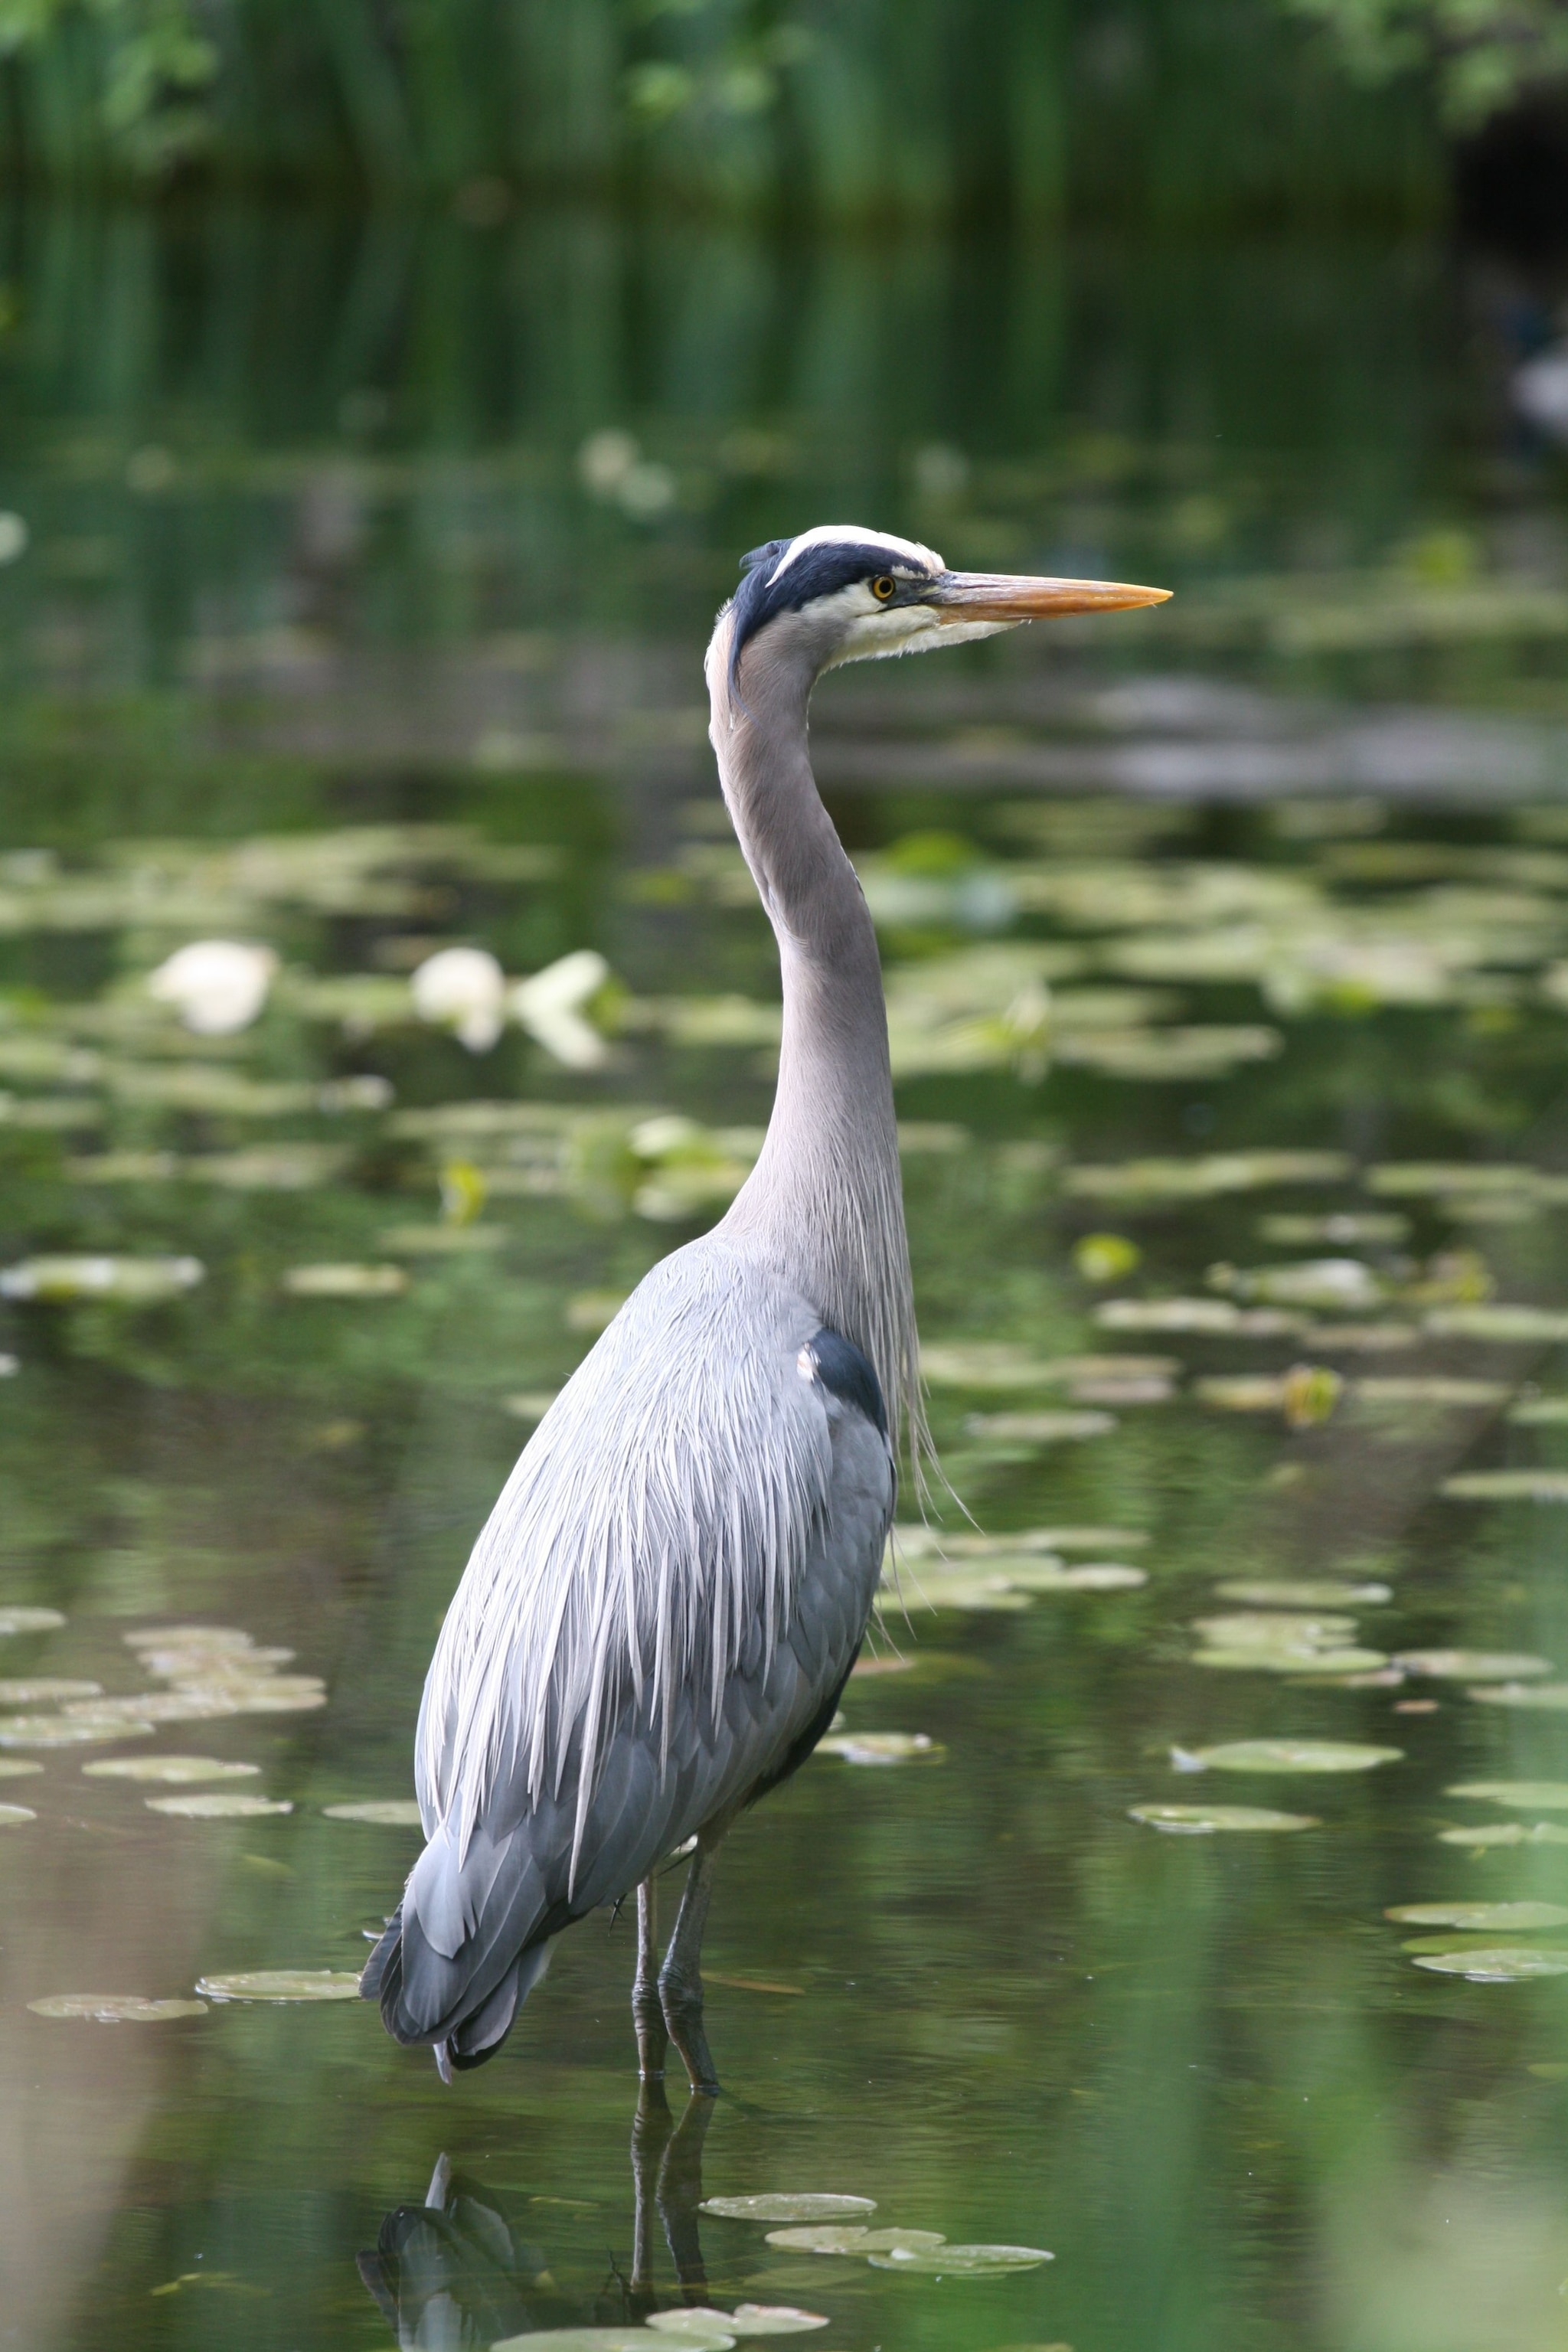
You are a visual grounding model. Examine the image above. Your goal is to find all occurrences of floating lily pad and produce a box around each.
[1469,1682,1568,1710]
[0,1679,100,1704]
[763,2226,946,2255]
[1449,1782,1568,1809]
[1185,1740,1403,1774]
[1214,1581,1392,1608]
[867,2243,1053,2276]
[962,1410,1116,1443]
[0,1253,203,1304]
[815,1733,942,1765]
[1396,1651,1553,1681]
[146,1793,292,1818]
[0,1713,154,1746]
[282,1263,409,1298]
[27,1994,207,2022]
[0,1802,36,1824]
[0,1759,42,1779]
[1509,1396,1568,1424]
[322,1800,423,1826]
[700,2195,877,2223]
[1130,1803,1318,1832]
[1427,1308,1568,1344]
[1412,1947,1568,1981]
[194,1970,364,2002]
[495,2334,721,2352]
[1436,1821,1568,1847]
[1443,1472,1568,1502]
[83,1755,260,1783]
[0,1608,65,1636]
[181,1684,326,1714]
[125,1624,254,1652]
[1007,1562,1147,1592]
[1387,1902,1568,1929]
[648,2308,828,2337]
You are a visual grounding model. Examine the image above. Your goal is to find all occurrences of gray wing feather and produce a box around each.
[376,1241,893,2058]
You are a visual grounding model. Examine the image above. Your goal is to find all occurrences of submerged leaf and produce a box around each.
[194,1970,363,2002]
[146,1793,292,1818]
[322,1800,423,1825]
[1442,1472,1568,1502]
[1449,1782,1568,1808]
[700,2195,877,2223]
[0,1608,66,1636]
[1469,1682,1568,1710]
[1185,1740,1403,1773]
[1413,1947,1568,1980]
[1398,1650,1553,1681]
[1387,1902,1568,1929]
[28,1994,207,2022]
[763,2227,945,2255]
[1129,1803,1317,1832]
[867,2243,1053,2275]
[83,1755,259,1783]
[815,1732,942,1765]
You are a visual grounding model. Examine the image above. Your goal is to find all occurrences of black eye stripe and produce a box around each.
[727,541,929,687]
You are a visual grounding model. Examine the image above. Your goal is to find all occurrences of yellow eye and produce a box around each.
[871,575,897,602]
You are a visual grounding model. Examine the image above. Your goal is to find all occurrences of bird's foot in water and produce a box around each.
[658,1966,719,2097]
[633,1982,668,2083]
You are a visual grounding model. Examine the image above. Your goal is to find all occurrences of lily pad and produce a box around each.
[1436,1821,1568,1847]
[146,1793,292,1818]
[1007,1562,1147,1592]
[648,2309,828,2337]
[700,2195,877,2224]
[0,1253,203,1304]
[322,1800,423,1826]
[83,1755,260,1783]
[1396,1651,1553,1681]
[1184,1740,1403,1774]
[0,1608,66,1636]
[282,1263,409,1298]
[495,2335,724,2352]
[0,1802,36,1824]
[0,1714,154,1746]
[1448,1782,1568,1808]
[1214,1581,1392,1608]
[27,1994,207,2022]
[763,2226,946,2255]
[1387,1902,1568,1929]
[0,1759,42,1779]
[1413,1947,1568,1980]
[867,2243,1053,2276]
[0,1679,100,1704]
[962,1410,1116,1443]
[1442,1472,1568,1502]
[815,1733,942,1765]
[1129,1803,1318,1832]
[1469,1682,1568,1710]
[1426,1308,1568,1343]
[1509,1396,1568,1424]
[194,1970,363,2002]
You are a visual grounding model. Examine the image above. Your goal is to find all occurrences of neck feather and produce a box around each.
[706,622,925,1469]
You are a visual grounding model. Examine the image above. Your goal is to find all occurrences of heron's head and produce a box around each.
[712,523,1169,710]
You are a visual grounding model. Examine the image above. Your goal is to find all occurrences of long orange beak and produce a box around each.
[923,571,1171,620]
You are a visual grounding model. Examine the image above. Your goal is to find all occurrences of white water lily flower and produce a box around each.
[411,947,506,1053]
[148,940,277,1035]
[510,949,610,1069]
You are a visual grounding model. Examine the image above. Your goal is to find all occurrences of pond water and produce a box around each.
[4,199,1568,2352]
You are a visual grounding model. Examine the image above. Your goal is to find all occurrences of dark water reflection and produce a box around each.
[2,195,1568,2352]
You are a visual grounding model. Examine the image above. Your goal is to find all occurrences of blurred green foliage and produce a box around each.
[0,0,1441,222]
[1286,0,1568,128]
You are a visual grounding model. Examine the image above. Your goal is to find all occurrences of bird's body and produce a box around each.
[364,524,1167,2086]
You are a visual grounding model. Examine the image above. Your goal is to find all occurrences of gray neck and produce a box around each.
[706,614,922,1462]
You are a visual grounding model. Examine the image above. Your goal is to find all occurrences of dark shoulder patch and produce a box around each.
[805,1327,887,1438]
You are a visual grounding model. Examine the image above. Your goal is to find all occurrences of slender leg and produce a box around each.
[657,2080,716,2296]
[630,2076,673,2311]
[634,1877,668,2082]
[658,1835,724,2096]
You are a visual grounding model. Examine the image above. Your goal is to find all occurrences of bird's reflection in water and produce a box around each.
[359,2089,717,2347]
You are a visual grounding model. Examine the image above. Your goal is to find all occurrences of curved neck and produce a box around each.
[706,625,919,1458]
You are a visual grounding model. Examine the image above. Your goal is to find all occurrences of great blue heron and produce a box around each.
[362,525,1168,2093]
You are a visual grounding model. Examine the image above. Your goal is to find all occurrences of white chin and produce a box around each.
[831,613,1020,668]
